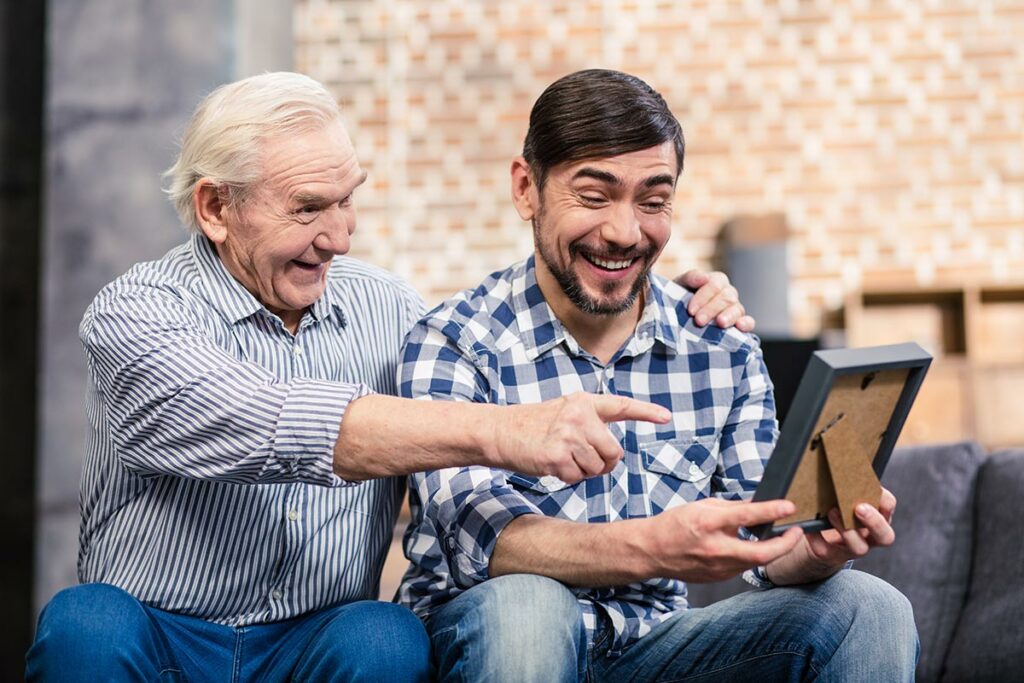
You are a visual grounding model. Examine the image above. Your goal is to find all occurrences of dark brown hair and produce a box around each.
[522,69,685,190]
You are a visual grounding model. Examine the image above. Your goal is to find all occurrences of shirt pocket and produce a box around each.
[637,433,719,515]
[506,473,587,522]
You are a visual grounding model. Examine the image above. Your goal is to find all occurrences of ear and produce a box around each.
[510,156,539,221]
[193,179,230,244]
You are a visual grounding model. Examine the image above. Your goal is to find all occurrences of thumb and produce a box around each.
[593,395,671,424]
[674,269,709,290]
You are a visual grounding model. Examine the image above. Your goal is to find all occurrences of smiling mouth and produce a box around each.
[581,253,637,271]
[292,260,326,271]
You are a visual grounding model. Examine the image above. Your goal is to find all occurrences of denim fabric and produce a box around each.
[428,571,918,683]
[429,574,589,683]
[26,583,431,682]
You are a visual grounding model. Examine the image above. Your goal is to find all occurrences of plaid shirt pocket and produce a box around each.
[638,434,719,515]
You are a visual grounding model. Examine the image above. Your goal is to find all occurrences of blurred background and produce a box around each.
[2,0,1023,677]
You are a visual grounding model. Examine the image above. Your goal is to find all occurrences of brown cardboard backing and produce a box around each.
[776,368,909,529]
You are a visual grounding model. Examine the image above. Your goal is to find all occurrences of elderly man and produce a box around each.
[397,69,919,682]
[25,72,748,682]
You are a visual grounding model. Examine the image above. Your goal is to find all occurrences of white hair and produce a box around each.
[164,71,342,234]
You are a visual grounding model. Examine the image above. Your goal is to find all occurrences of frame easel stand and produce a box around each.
[816,413,883,530]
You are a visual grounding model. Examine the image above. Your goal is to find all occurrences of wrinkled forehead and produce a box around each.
[253,120,362,193]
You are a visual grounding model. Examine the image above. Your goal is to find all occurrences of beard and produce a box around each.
[533,216,655,316]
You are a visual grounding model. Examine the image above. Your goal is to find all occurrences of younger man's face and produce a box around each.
[530,142,677,317]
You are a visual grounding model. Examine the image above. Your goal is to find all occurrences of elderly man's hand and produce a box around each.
[491,393,671,484]
[675,270,755,332]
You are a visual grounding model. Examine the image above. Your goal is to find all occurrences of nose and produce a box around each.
[313,206,355,255]
[599,201,642,248]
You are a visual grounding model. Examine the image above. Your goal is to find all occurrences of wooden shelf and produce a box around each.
[845,283,1024,449]
[971,287,1024,366]
[851,289,967,357]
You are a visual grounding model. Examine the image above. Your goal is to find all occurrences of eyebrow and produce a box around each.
[643,174,676,190]
[570,168,675,190]
[292,171,369,204]
[572,168,621,186]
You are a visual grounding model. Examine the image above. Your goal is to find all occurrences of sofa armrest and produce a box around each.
[941,449,1024,682]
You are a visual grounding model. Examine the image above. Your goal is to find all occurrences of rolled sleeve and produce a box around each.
[419,468,541,586]
[274,378,372,486]
[401,315,540,587]
[82,286,368,486]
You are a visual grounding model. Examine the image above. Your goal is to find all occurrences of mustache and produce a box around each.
[569,243,654,261]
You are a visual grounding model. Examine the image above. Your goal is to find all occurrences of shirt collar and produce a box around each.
[190,234,343,329]
[510,256,570,360]
[511,256,680,361]
[629,277,681,356]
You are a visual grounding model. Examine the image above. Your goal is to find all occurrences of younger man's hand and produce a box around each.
[766,487,898,585]
[637,498,804,583]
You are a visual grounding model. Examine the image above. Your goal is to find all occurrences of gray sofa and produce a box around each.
[686,441,1024,683]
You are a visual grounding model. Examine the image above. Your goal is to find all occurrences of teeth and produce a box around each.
[588,255,633,270]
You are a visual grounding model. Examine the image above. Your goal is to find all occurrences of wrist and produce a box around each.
[618,517,660,582]
[763,536,803,586]
[768,536,839,586]
[475,403,505,468]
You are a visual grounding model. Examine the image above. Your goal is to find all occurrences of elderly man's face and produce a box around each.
[529,142,676,318]
[216,122,365,331]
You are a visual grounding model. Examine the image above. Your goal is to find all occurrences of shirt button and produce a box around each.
[689,463,702,477]
[271,588,283,600]
[287,509,299,521]
[292,345,303,356]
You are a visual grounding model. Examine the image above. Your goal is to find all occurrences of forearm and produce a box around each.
[337,391,666,481]
[489,514,656,587]
[334,395,501,479]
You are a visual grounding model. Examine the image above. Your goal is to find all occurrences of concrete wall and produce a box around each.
[35,0,291,613]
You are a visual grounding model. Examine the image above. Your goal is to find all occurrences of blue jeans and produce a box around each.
[26,583,430,682]
[429,571,919,682]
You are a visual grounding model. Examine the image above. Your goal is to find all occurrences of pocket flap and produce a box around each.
[640,435,718,482]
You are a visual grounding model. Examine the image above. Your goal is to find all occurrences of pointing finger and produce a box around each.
[593,395,671,424]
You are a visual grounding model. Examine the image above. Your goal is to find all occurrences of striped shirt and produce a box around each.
[397,256,778,654]
[78,234,423,625]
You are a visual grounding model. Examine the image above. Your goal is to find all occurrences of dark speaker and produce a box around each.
[759,337,821,424]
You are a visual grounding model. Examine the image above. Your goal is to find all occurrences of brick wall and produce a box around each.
[295,0,1024,337]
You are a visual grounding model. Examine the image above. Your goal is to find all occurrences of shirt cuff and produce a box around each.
[743,559,855,590]
[440,488,541,587]
[274,378,371,486]
[744,566,774,589]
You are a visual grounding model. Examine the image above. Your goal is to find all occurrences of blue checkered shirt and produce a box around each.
[397,256,779,653]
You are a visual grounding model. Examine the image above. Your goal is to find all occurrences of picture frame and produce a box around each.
[748,342,932,540]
